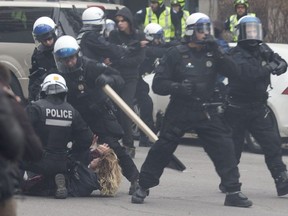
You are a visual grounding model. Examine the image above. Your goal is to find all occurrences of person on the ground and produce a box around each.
[53,35,140,195]
[108,7,146,158]
[131,12,253,208]
[28,16,58,102]
[23,142,122,197]
[222,15,288,197]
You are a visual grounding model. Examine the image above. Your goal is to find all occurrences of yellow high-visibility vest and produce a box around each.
[144,7,173,42]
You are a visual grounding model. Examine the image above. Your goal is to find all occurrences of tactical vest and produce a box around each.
[229,13,256,42]
[34,99,75,152]
[175,45,217,102]
[144,7,173,42]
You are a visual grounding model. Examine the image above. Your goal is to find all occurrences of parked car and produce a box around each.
[0,0,123,102]
[135,43,288,154]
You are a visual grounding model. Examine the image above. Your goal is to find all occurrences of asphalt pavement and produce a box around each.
[16,142,288,216]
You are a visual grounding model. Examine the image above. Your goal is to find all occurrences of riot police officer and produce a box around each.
[23,73,94,199]
[131,12,253,208]
[28,17,58,102]
[53,35,140,195]
[223,15,288,197]
[77,7,127,63]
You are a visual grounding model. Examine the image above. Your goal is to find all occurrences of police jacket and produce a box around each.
[228,43,286,103]
[139,43,169,76]
[77,27,127,62]
[152,43,240,103]
[29,45,56,75]
[26,96,93,153]
[62,57,122,119]
[109,7,145,80]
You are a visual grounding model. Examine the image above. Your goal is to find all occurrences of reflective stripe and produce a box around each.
[45,119,72,126]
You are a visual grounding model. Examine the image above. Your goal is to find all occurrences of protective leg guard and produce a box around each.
[224,191,253,208]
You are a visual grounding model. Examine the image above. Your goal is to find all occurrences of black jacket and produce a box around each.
[152,44,240,102]
[109,7,145,80]
[26,96,93,153]
[77,27,127,62]
[228,43,287,102]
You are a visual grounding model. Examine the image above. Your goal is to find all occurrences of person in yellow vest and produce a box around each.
[170,0,189,41]
[224,0,255,42]
[135,0,176,42]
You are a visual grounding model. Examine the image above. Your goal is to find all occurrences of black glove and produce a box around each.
[204,35,224,58]
[111,74,125,89]
[171,80,193,96]
[272,61,287,76]
[95,73,114,87]
[265,59,287,76]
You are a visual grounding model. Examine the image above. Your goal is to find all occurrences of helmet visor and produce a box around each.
[238,22,263,41]
[55,54,82,74]
[186,23,211,36]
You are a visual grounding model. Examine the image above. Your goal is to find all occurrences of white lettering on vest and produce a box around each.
[45,108,73,119]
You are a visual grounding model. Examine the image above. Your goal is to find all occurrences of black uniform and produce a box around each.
[77,26,127,63]
[138,43,243,193]
[225,42,288,195]
[28,45,57,102]
[135,44,168,145]
[23,96,93,176]
[62,56,139,184]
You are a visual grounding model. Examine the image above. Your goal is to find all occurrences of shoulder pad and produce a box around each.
[175,44,190,53]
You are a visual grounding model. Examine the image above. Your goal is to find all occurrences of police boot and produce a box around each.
[54,174,67,199]
[131,186,149,204]
[274,171,288,196]
[224,191,253,208]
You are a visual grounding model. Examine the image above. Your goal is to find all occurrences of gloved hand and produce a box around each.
[204,35,224,58]
[204,35,218,52]
[111,74,125,89]
[265,59,287,76]
[171,80,193,96]
[95,73,114,87]
[272,61,287,76]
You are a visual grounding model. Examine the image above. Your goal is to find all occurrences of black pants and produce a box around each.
[138,101,241,192]
[118,78,138,148]
[135,77,155,140]
[224,102,287,178]
[20,151,68,176]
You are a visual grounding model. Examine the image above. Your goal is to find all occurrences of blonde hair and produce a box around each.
[95,149,122,196]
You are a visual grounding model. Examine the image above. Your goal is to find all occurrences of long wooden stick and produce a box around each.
[103,84,158,142]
